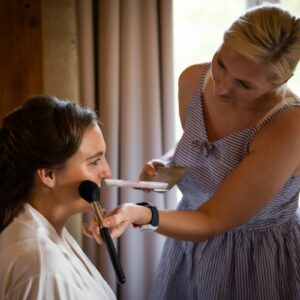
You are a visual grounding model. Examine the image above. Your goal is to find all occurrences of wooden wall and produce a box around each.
[0,0,43,122]
[43,0,79,103]
[0,0,79,119]
[0,0,82,245]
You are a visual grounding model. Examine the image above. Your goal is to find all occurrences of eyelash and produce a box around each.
[217,59,225,69]
[239,81,251,90]
[91,158,101,166]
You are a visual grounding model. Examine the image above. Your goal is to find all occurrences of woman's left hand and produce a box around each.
[82,219,104,244]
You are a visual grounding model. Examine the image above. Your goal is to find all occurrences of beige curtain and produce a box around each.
[246,0,279,8]
[76,0,176,299]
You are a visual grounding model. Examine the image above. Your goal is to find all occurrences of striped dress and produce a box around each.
[150,64,300,300]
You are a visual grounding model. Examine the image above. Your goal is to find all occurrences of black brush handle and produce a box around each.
[100,227,126,284]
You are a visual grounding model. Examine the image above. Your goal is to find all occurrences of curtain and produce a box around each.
[76,0,176,299]
[246,0,280,8]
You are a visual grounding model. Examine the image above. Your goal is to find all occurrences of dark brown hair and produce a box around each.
[0,95,98,231]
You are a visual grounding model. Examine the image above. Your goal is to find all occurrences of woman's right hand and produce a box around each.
[82,203,154,243]
[81,204,139,243]
[103,203,153,239]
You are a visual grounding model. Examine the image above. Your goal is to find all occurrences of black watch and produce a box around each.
[135,202,159,231]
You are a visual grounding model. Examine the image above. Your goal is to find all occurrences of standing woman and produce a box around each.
[98,5,300,299]
[0,96,115,299]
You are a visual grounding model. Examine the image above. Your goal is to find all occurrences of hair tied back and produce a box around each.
[0,127,9,142]
[0,167,6,182]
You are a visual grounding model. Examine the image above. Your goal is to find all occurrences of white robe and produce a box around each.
[0,203,116,300]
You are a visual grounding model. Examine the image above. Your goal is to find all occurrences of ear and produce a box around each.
[36,168,56,187]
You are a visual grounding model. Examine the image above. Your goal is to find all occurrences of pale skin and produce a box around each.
[26,124,111,236]
[89,43,300,243]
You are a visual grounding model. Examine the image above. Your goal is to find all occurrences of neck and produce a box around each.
[26,192,68,236]
[250,86,286,111]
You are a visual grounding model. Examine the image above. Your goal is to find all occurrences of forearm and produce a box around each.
[103,204,215,242]
[155,209,215,242]
[112,204,216,242]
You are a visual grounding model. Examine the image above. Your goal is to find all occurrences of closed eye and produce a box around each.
[238,80,253,90]
[218,56,254,90]
[217,58,225,69]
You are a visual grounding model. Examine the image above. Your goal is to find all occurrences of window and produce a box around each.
[281,0,300,96]
[173,0,245,138]
[173,0,300,140]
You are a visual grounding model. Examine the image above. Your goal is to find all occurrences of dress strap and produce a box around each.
[202,63,211,91]
[198,63,211,93]
[255,99,300,130]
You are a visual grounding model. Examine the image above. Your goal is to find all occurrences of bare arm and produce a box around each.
[157,108,300,240]
[103,108,300,242]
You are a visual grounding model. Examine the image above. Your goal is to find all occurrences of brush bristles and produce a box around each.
[78,180,100,203]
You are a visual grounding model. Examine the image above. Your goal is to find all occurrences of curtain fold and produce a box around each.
[246,0,279,8]
[76,0,176,299]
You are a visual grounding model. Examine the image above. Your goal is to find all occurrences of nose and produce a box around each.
[101,158,112,179]
[215,75,232,97]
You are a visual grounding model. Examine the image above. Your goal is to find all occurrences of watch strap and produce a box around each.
[133,202,159,231]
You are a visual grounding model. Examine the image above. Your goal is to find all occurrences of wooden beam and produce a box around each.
[0,0,43,122]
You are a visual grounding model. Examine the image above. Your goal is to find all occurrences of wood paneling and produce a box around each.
[0,0,43,122]
[43,0,79,103]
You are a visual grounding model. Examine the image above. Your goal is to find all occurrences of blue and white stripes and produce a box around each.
[150,64,300,299]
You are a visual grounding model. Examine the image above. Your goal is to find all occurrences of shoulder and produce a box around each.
[255,105,300,140]
[0,223,73,280]
[0,232,65,276]
[178,63,209,128]
[0,237,42,298]
[178,63,208,89]
[0,236,80,297]
[285,90,300,104]
[0,216,42,269]
[251,106,300,171]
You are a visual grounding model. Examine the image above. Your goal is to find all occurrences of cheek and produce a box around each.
[76,166,105,188]
[55,167,89,191]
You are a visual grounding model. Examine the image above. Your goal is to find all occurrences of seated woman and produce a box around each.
[0,95,115,300]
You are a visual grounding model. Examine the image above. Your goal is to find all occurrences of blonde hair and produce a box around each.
[224,5,300,85]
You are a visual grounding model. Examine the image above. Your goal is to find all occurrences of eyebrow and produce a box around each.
[217,56,257,89]
[86,151,104,161]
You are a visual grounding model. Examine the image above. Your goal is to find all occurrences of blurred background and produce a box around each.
[1,1,298,299]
